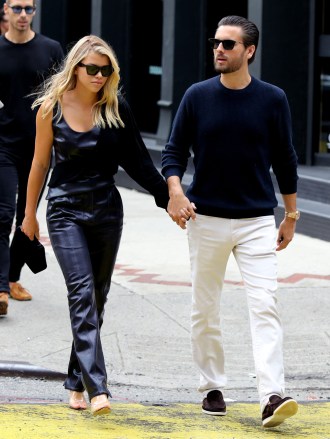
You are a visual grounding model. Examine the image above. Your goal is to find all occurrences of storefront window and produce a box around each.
[320,62,330,153]
[321,0,330,33]
[319,0,330,154]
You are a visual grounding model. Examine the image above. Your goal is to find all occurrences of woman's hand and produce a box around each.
[166,176,197,229]
[167,193,197,229]
[21,215,40,241]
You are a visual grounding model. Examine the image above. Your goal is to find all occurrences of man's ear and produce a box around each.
[247,45,255,59]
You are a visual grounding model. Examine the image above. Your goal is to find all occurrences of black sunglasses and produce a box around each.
[208,38,244,51]
[8,5,36,14]
[78,62,114,77]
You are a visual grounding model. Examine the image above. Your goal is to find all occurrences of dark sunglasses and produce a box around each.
[78,62,114,77]
[208,38,244,51]
[8,5,36,14]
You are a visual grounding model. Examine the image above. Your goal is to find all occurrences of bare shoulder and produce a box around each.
[37,100,55,122]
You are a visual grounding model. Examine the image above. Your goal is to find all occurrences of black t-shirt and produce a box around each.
[0,33,64,146]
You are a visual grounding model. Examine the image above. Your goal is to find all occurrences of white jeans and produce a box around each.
[187,214,285,408]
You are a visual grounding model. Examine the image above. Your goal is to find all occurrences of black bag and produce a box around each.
[16,227,47,274]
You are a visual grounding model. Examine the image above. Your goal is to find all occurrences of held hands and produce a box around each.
[276,217,296,251]
[21,215,40,241]
[167,193,197,230]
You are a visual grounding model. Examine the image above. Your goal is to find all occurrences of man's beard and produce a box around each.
[214,55,244,74]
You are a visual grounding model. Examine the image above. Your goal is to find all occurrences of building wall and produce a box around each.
[260,0,316,165]
[36,0,327,166]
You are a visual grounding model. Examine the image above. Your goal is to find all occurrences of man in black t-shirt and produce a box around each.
[0,0,64,315]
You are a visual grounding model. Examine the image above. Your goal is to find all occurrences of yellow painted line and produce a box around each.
[0,402,329,438]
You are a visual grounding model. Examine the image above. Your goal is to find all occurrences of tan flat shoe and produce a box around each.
[0,292,9,315]
[9,282,32,301]
[91,394,111,416]
[69,391,87,410]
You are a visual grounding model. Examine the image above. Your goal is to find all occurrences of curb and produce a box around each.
[0,361,66,381]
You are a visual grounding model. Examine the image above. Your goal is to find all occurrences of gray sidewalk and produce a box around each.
[0,187,329,405]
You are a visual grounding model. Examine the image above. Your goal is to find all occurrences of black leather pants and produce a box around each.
[46,185,123,400]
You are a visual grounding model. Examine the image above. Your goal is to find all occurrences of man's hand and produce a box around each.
[167,193,197,229]
[166,176,197,229]
[276,217,296,251]
[278,193,298,250]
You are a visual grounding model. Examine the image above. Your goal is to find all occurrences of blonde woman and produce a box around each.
[22,35,168,416]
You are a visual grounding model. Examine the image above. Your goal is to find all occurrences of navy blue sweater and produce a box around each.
[161,76,298,218]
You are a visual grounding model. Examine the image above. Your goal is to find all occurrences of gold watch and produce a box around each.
[285,210,300,220]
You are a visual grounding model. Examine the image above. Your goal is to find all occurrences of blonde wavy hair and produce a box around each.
[32,35,124,128]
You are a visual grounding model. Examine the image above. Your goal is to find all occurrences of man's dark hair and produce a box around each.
[217,15,259,64]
